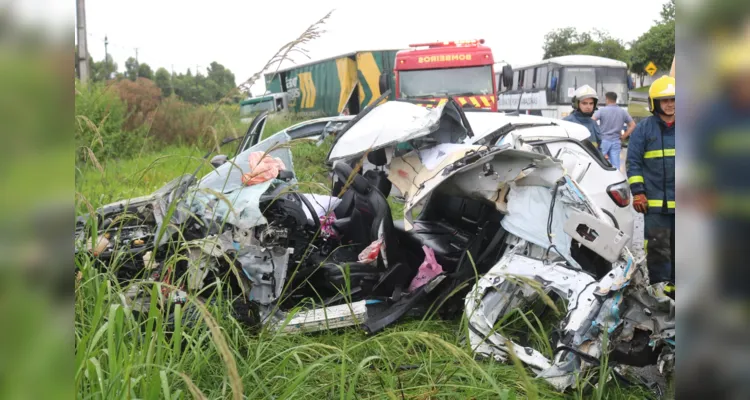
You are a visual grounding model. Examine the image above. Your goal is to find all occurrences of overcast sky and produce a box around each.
[67,0,667,96]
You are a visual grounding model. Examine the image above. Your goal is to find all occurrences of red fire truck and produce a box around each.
[391,39,498,111]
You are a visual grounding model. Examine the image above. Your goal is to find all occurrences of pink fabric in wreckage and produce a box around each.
[241,152,287,186]
[407,245,443,292]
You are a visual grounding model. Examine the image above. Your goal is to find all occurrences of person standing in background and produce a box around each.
[593,92,636,170]
[563,85,602,148]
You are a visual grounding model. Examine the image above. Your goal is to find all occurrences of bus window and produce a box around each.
[559,67,629,105]
[512,71,519,90]
[535,66,548,89]
[525,70,532,89]
[559,67,596,102]
[598,68,629,104]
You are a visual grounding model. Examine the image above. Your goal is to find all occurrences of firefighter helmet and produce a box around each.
[571,85,599,113]
[716,36,750,78]
[648,75,676,113]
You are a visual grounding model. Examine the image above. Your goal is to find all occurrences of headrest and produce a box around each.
[333,162,371,195]
[367,148,388,167]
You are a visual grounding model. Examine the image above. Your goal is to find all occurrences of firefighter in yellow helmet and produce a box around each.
[626,75,675,288]
[692,34,750,301]
[563,85,602,148]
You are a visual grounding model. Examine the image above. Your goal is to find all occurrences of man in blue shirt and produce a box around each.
[593,92,636,170]
[563,85,601,148]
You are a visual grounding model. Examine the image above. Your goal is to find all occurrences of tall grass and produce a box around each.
[75,254,557,399]
[74,9,653,400]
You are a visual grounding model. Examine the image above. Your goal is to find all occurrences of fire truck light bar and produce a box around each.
[408,39,485,48]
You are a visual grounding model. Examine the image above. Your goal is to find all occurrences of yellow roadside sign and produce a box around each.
[645,61,658,76]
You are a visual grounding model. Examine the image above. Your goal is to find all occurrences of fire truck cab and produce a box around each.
[386,39,500,111]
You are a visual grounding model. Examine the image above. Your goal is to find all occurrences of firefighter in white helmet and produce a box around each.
[563,85,602,148]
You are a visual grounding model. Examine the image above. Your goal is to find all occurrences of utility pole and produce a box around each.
[104,35,109,79]
[170,64,175,94]
[134,48,139,79]
[75,0,90,83]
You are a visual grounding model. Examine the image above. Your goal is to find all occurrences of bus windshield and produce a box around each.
[559,67,629,105]
[399,65,493,98]
[240,100,275,118]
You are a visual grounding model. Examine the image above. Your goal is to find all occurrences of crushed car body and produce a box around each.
[75,95,673,393]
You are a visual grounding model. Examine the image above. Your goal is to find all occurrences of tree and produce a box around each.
[660,0,675,23]
[87,54,118,82]
[137,63,154,80]
[542,27,583,59]
[630,20,675,85]
[206,61,237,102]
[154,67,172,97]
[579,29,630,62]
[542,27,629,62]
[125,57,138,81]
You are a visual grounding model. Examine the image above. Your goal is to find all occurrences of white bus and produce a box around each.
[496,55,634,119]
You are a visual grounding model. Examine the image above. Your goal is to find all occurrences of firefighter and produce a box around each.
[626,75,675,286]
[563,85,602,148]
[692,35,750,301]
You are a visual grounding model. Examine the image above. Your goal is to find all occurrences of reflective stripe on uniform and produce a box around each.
[716,194,750,217]
[629,175,644,184]
[644,239,648,254]
[648,200,676,208]
[644,149,676,159]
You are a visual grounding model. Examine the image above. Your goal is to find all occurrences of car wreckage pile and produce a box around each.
[75,97,674,392]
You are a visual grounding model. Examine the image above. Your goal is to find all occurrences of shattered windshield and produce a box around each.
[197,130,294,193]
[399,65,494,98]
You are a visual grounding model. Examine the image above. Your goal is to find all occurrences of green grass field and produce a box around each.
[628,101,652,118]
[74,117,656,399]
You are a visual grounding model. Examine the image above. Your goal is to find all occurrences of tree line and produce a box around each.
[83,55,241,105]
[542,0,675,85]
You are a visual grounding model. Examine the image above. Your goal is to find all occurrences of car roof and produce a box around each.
[285,115,356,131]
[463,111,590,142]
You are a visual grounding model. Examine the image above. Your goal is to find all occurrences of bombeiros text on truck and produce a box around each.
[386,39,500,111]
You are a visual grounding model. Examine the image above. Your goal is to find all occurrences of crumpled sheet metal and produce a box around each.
[465,242,597,380]
[187,179,275,230]
[501,184,574,259]
[466,240,641,391]
[465,169,669,391]
[237,245,291,306]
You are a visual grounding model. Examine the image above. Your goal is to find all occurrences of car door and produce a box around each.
[234,111,269,158]
[529,138,634,241]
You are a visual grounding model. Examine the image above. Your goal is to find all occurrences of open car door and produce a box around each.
[234,111,269,159]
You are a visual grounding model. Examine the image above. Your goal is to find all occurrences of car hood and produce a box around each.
[327,100,471,162]
[464,112,591,143]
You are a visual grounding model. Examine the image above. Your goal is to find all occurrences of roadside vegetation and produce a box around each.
[74,87,657,400]
[74,9,662,400]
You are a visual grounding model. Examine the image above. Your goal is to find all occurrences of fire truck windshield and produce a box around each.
[399,65,493,98]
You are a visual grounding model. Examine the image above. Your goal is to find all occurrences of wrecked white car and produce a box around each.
[327,97,674,391]
[75,95,673,393]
